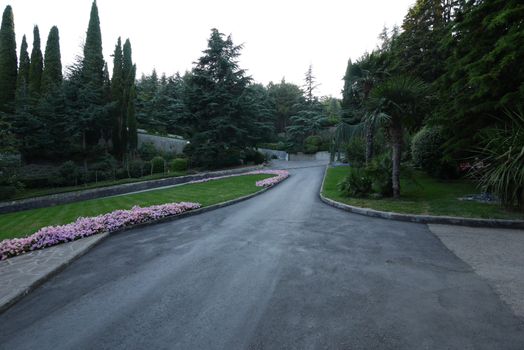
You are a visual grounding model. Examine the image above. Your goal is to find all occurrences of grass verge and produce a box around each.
[322,166,524,220]
[0,174,272,241]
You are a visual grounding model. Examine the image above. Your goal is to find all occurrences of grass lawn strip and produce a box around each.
[323,167,524,220]
[0,172,283,241]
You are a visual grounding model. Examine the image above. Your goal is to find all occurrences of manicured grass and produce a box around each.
[0,174,272,241]
[323,166,524,220]
[8,171,187,201]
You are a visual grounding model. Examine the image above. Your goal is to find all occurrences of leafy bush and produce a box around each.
[366,153,393,197]
[170,158,188,172]
[0,185,17,200]
[17,164,57,188]
[252,151,266,165]
[476,109,524,211]
[151,156,166,174]
[53,161,80,186]
[337,167,373,197]
[304,135,323,154]
[411,126,457,178]
[138,142,160,161]
[128,160,145,178]
[345,137,366,166]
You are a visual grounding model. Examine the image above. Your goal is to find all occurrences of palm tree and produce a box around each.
[368,76,430,198]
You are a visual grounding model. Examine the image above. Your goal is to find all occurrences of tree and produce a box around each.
[28,26,43,99]
[41,26,62,95]
[267,78,303,134]
[16,35,30,101]
[127,84,138,154]
[111,37,124,159]
[369,76,430,198]
[183,28,256,167]
[83,0,104,87]
[0,5,17,113]
[304,64,319,104]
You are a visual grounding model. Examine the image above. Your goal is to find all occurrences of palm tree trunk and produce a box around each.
[390,121,403,199]
[365,121,374,165]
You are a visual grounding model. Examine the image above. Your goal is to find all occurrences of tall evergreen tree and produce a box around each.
[111,37,124,159]
[121,39,134,155]
[0,5,18,113]
[41,26,62,95]
[127,84,138,154]
[304,65,318,104]
[16,35,30,100]
[83,0,104,87]
[28,26,43,98]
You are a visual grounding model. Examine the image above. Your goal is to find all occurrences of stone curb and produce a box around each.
[0,174,288,315]
[319,166,524,229]
[0,165,264,214]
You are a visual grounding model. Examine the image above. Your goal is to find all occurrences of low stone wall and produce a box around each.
[258,148,288,160]
[0,166,263,215]
[289,151,330,161]
[137,132,188,154]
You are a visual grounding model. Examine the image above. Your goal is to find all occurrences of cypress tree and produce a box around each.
[41,26,62,95]
[121,39,135,155]
[28,25,43,98]
[83,0,104,87]
[16,35,30,99]
[127,83,137,154]
[111,37,124,159]
[0,5,18,113]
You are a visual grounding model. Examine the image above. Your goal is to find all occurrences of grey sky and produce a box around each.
[6,0,415,97]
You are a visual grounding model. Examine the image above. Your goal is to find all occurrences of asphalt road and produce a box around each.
[1,162,523,350]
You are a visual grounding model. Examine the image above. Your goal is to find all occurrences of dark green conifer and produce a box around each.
[16,35,30,99]
[0,5,18,113]
[41,26,62,94]
[28,25,43,98]
[82,0,104,87]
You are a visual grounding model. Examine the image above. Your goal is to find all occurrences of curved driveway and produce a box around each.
[1,162,523,349]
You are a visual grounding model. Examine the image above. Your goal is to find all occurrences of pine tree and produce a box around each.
[83,0,104,87]
[111,37,124,159]
[127,84,137,154]
[41,26,62,95]
[28,25,43,99]
[0,5,18,113]
[122,39,136,155]
[16,35,30,100]
[304,65,318,104]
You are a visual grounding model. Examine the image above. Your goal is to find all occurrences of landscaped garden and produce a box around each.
[0,170,289,259]
[323,166,524,220]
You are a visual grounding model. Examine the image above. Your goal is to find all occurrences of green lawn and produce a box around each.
[8,171,187,201]
[323,166,524,220]
[0,174,272,241]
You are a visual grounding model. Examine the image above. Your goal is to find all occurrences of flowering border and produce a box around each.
[0,169,289,261]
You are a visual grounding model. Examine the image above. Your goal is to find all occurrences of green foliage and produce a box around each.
[337,167,372,198]
[41,26,62,94]
[150,156,165,174]
[0,5,17,113]
[366,153,393,197]
[128,159,145,178]
[267,78,303,134]
[345,137,366,166]
[304,135,322,154]
[411,126,456,179]
[29,26,43,99]
[83,1,104,87]
[56,161,80,186]
[138,142,159,161]
[476,110,524,211]
[170,158,188,172]
[16,35,30,101]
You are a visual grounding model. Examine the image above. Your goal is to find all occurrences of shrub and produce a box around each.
[345,137,366,166]
[304,135,322,154]
[53,161,80,186]
[128,160,145,178]
[0,185,17,200]
[170,158,188,172]
[138,142,160,161]
[337,167,373,197]
[366,153,393,197]
[411,126,456,178]
[17,164,57,188]
[151,156,165,174]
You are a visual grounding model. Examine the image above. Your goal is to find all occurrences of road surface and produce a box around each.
[1,162,523,349]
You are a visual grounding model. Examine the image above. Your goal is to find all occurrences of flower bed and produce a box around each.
[0,169,290,261]
[191,169,290,187]
[0,202,200,260]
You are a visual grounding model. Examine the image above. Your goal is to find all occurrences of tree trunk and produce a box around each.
[365,121,374,165]
[390,121,403,199]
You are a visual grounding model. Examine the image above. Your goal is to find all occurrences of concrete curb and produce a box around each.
[319,166,524,229]
[0,174,288,315]
[0,165,265,214]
